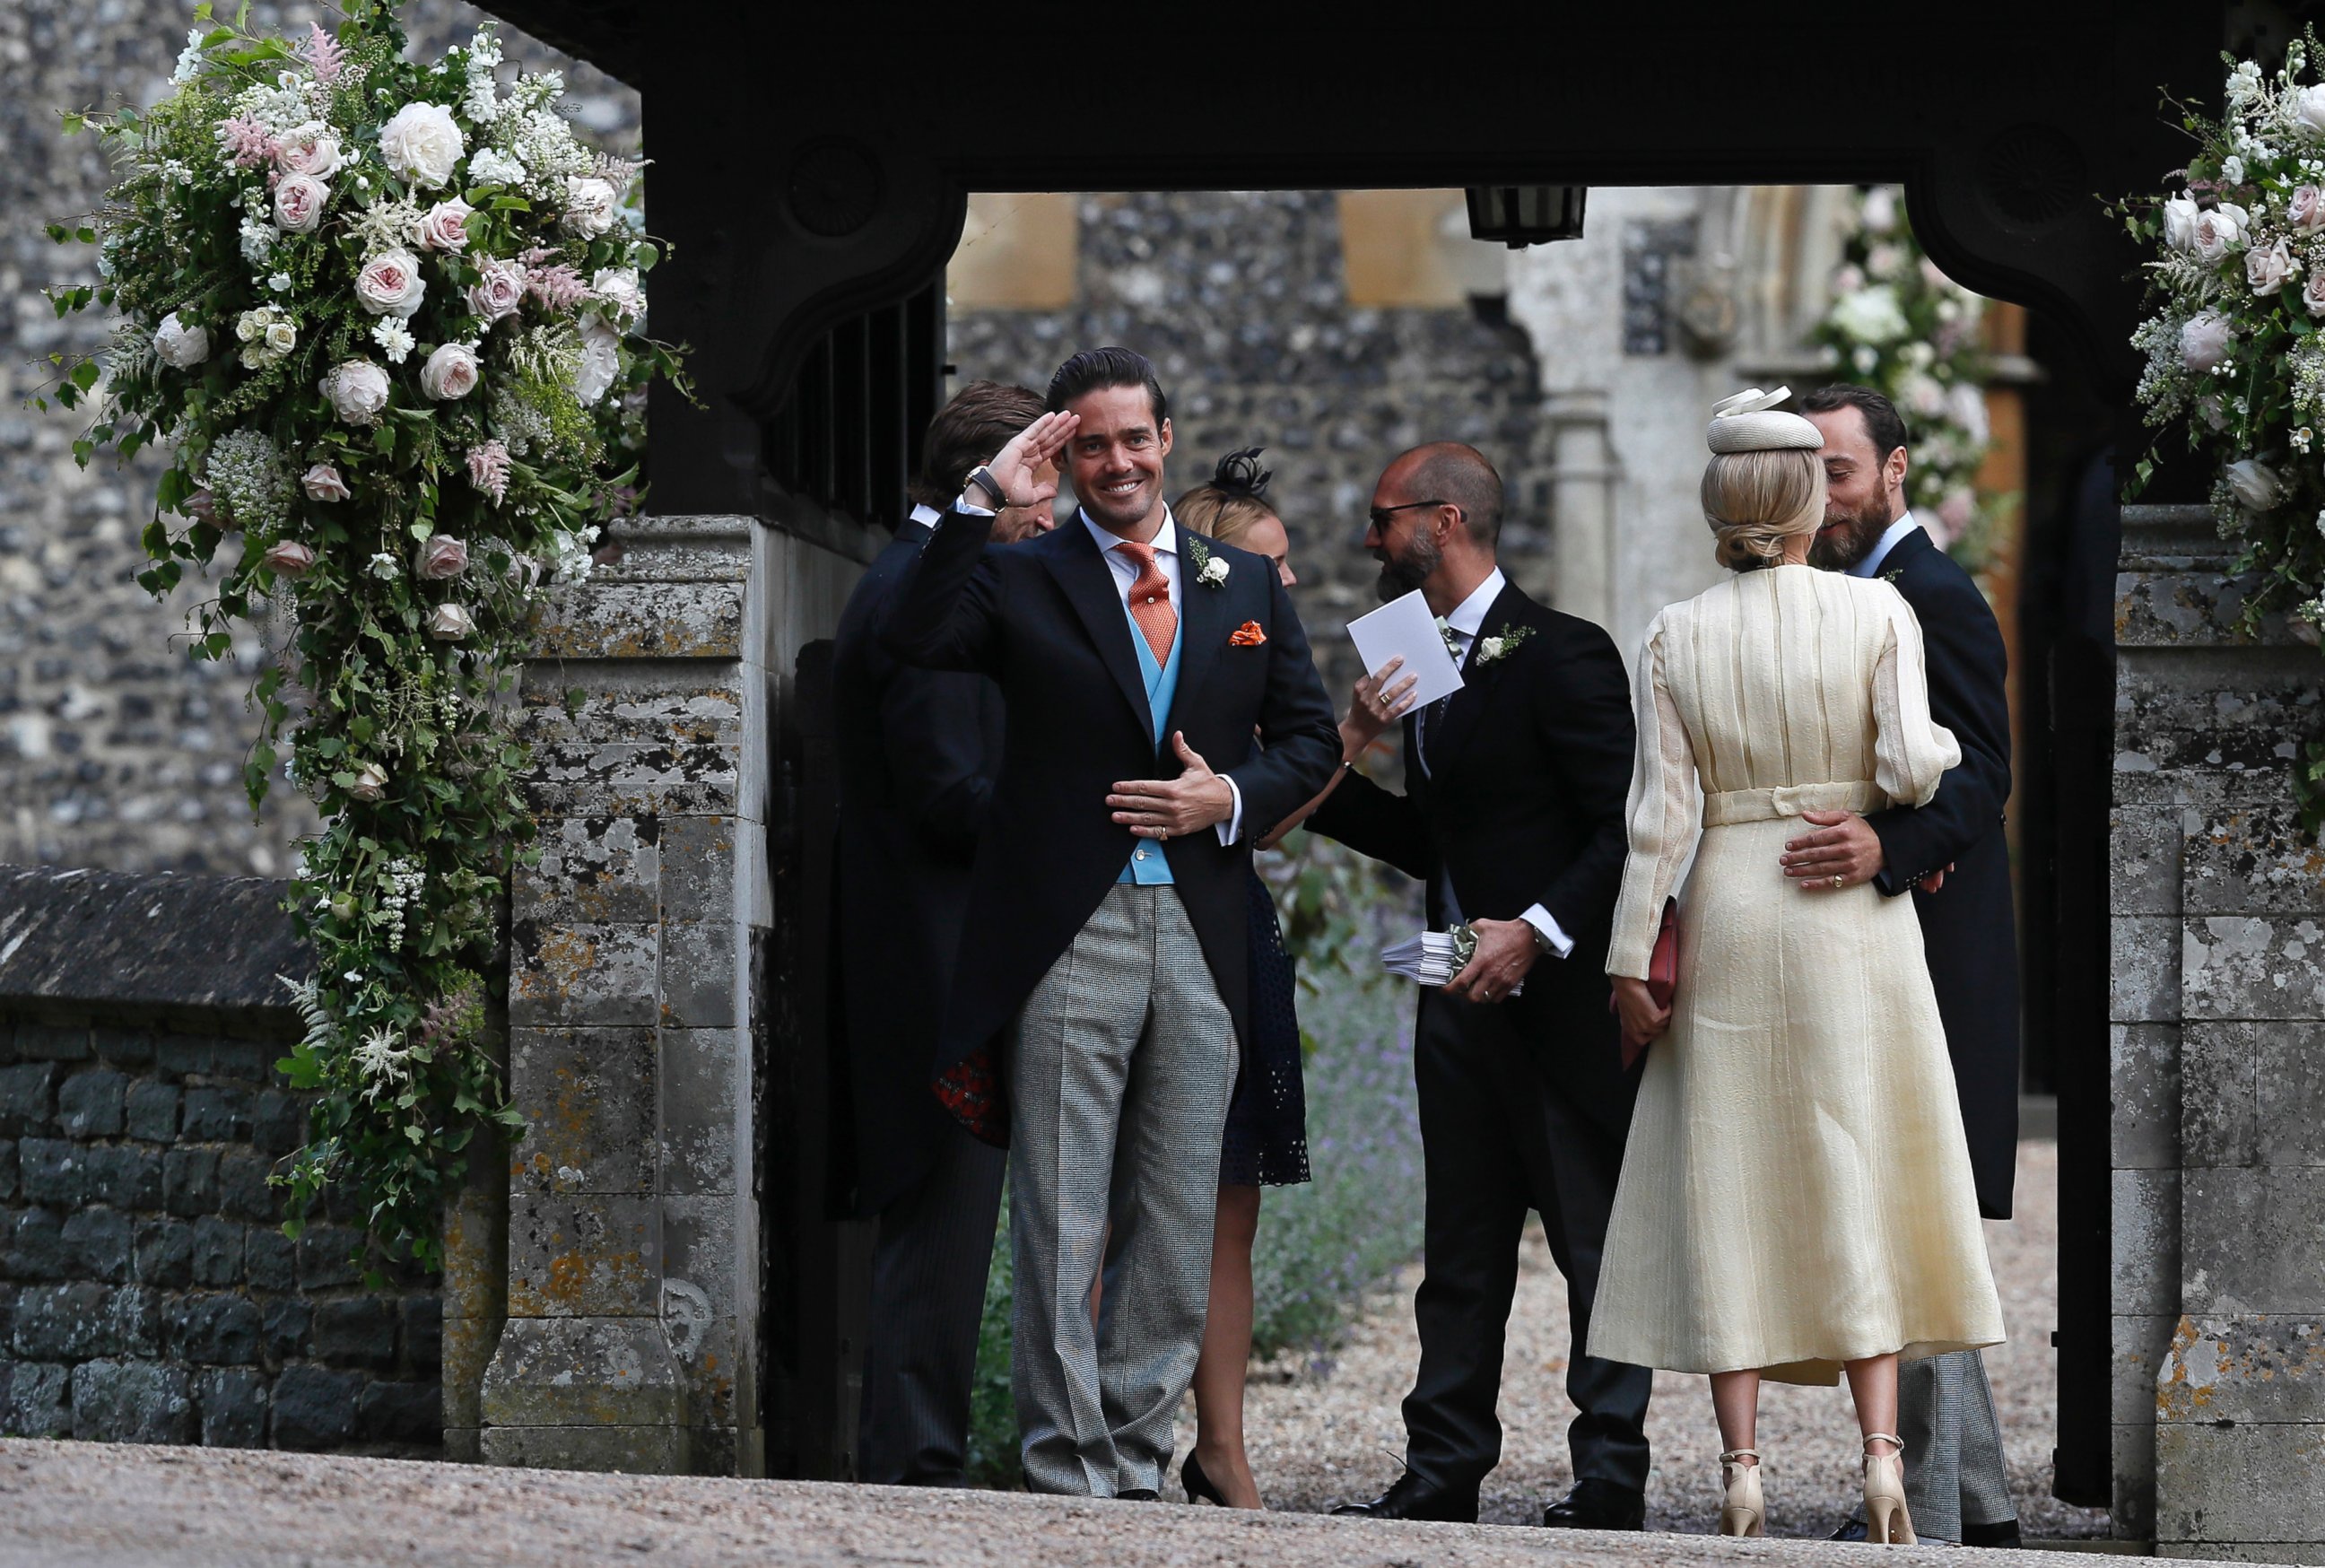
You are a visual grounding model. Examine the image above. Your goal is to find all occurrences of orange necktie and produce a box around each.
[1115,540,1177,666]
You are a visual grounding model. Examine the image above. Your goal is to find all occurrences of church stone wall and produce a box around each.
[0,0,638,879]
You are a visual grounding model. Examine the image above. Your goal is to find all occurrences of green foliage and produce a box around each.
[44,0,686,1267]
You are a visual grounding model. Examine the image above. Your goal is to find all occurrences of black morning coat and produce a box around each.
[831,513,1005,1218]
[1308,578,1638,1056]
[1862,525,2020,1220]
[879,509,1342,1147]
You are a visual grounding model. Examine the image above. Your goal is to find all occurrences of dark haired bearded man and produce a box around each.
[883,347,1339,1498]
[1787,383,2022,1549]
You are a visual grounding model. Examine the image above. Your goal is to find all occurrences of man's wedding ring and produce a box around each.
[1158,829,1168,841]
[1830,872,1844,888]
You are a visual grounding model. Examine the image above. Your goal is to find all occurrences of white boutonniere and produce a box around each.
[1473,623,1534,666]
[1186,534,1230,588]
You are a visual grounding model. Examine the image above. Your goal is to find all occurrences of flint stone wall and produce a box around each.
[2110,504,2325,1558]
[0,864,440,1453]
[0,0,638,879]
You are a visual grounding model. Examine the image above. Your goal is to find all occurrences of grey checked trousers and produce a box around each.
[1006,884,1238,1496]
[1897,1349,2015,1542]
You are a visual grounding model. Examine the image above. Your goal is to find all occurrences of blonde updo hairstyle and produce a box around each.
[1701,447,1827,571]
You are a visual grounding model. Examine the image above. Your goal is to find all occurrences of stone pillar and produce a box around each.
[2111,502,2325,1556]
[1545,389,1617,630]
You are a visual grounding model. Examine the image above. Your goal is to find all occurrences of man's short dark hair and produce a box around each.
[1400,441,1505,546]
[1799,384,1910,463]
[910,380,1048,508]
[1045,346,1170,425]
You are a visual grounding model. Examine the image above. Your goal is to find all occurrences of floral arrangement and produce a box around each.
[1809,186,2000,569]
[2119,33,2325,826]
[39,1,685,1267]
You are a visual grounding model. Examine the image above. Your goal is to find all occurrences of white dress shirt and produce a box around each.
[1427,567,1573,962]
[1847,510,1923,579]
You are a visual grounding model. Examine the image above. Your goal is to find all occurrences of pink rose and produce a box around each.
[466,258,527,325]
[2181,309,2235,373]
[302,464,350,501]
[354,249,425,318]
[2247,238,2296,297]
[275,133,342,179]
[413,197,473,253]
[2295,186,2325,231]
[264,540,317,579]
[273,174,329,234]
[414,535,469,580]
[419,342,480,401]
[2304,272,2325,319]
[427,603,475,641]
[180,487,218,524]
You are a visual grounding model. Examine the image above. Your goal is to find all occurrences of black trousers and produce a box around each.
[858,1123,1007,1485]
[1401,989,1652,1494]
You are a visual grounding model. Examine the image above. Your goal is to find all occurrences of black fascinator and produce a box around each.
[1211,447,1273,500]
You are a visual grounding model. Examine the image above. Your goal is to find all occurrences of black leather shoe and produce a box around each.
[1540,1478,1646,1530]
[1962,1519,2023,1548]
[1118,1488,1159,1502]
[1330,1470,1480,1523]
[1830,1517,1871,1542]
[1180,1453,1227,1505]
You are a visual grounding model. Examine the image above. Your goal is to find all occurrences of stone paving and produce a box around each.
[0,1439,2163,1568]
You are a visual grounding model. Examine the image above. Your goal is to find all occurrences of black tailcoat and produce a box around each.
[832,516,1005,1217]
[1309,579,1638,1033]
[1862,526,2020,1220]
[881,510,1341,1146]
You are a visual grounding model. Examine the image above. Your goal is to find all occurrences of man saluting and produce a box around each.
[882,347,1340,1499]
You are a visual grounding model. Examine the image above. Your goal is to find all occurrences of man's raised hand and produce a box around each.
[983,410,1078,507]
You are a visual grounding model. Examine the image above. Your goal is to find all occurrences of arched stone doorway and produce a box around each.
[465,1,2308,1554]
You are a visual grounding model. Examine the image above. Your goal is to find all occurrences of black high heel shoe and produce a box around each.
[1180,1452,1228,1505]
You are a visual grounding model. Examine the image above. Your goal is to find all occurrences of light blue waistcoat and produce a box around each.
[1117,597,1182,884]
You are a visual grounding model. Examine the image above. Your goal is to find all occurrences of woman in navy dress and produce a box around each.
[1171,449,1313,1509]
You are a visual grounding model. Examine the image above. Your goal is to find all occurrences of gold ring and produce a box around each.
[1831,873,1844,889]
[1159,829,1168,841]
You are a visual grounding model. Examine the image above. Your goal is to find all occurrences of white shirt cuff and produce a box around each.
[1519,904,1574,960]
[951,493,996,518]
[1216,775,1244,845]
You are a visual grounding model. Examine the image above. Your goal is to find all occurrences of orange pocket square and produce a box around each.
[1229,621,1267,647]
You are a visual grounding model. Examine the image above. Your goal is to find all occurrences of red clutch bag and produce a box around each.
[1609,896,1678,1072]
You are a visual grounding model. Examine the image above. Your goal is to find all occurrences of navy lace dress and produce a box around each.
[1221,868,1310,1187]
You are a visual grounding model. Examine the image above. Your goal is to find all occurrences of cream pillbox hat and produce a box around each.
[1706,387,1824,454]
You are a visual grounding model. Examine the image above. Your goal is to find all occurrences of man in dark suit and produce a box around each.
[882,348,1340,1499]
[1784,383,2021,1548]
[834,380,1056,1486]
[1309,442,1651,1529]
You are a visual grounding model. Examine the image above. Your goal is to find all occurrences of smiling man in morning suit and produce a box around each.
[881,348,1340,1499]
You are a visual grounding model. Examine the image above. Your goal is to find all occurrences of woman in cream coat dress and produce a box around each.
[1593,391,2003,1544]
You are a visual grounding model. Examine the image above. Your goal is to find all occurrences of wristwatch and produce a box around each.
[963,465,1009,510]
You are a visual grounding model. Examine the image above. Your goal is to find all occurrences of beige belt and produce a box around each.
[1702,780,1881,826]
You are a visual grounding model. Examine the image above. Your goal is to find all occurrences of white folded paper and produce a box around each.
[1345,589,1466,710]
[1380,929,1523,995]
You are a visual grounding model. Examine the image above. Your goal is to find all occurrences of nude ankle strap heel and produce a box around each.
[1718,1449,1764,1538]
[1861,1433,1915,1546]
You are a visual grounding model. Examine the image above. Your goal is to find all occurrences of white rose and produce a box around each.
[349,760,388,801]
[265,320,298,355]
[2161,195,2199,250]
[419,342,480,401]
[575,317,620,405]
[2180,309,2235,372]
[2190,204,2249,266]
[2222,154,2247,187]
[2225,458,2285,512]
[591,266,643,325]
[276,133,342,179]
[413,197,474,253]
[377,101,465,189]
[466,258,527,325]
[354,249,426,318]
[273,173,329,234]
[562,176,619,240]
[319,359,392,425]
[302,463,350,501]
[2296,85,2325,138]
[2249,238,2297,297]
[427,603,476,640]
[154,311,209,369]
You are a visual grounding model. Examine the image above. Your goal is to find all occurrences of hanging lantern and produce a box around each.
[1463,185,1589,248]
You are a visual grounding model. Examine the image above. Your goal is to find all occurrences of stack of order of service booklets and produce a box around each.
[1380,928,1522,996]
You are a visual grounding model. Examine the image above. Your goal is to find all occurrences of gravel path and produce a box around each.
[1232,1139,2110,1540]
